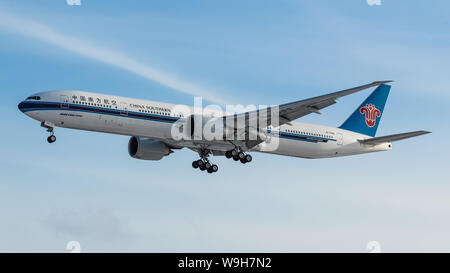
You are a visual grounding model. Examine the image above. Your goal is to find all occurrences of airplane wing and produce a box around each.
[224,81,392,128]
[223,80,392,149]
[358,130,431,145]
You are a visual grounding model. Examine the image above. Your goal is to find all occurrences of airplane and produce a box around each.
[18,81,430,173]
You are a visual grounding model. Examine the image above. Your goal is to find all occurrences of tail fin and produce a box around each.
[339,84,390,137]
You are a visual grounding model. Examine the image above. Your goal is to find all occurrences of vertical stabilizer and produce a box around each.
[339,84,390,137]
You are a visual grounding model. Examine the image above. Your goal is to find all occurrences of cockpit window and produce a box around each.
[26,96,41,100]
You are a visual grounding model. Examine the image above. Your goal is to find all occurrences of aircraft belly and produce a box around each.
[258,137,337,159]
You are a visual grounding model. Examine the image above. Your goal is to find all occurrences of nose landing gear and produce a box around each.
[41,121,56,143]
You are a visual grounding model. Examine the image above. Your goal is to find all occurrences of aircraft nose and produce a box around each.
[18,101,25,113]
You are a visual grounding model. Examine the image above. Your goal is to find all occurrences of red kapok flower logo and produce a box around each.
[360,104,381,127]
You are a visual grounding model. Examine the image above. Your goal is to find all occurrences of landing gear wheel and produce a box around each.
[244,154,252,163]
[47,135,56,143]
[240,157,247,164]
[194,148,219,173]
[233,155,239,161]
[231,149,238,157]
[197,160,206,171]
[238,152,245,160]
[225,151,232,159]
[197,160,204,167]
[207,164,218,173]
[205,162,212,169]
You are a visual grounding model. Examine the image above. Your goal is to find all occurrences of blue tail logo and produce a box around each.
[339,84,390,137]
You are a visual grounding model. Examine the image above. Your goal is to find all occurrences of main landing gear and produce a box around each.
[192,159,219,173]
[192,149,218,174]
[225,148,252,164]
[41,121,56,143]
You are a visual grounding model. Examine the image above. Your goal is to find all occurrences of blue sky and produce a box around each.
[0,0,449,252]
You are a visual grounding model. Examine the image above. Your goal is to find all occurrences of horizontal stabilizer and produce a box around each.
[358,130,431,145]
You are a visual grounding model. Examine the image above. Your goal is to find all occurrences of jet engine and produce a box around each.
[128,136,173,160]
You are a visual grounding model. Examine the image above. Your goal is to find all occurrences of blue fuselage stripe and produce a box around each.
[20,101,179,124]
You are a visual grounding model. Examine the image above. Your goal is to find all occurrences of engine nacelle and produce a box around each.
[128,137,172,160]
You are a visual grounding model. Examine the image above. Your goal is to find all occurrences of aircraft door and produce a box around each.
[119,102,128,116]
[336,132,343,145]
[60,95,69,109]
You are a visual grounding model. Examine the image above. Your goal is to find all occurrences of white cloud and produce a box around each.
[0,11,228,104]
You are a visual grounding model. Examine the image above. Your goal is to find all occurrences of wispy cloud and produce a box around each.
[0,11,227,104]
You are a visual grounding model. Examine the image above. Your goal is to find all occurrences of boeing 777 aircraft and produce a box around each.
[18,81,430,173]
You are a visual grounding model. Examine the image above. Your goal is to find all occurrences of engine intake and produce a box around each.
[128,137,172,160]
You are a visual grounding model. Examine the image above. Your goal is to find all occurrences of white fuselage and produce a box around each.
[18,90,391,159]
